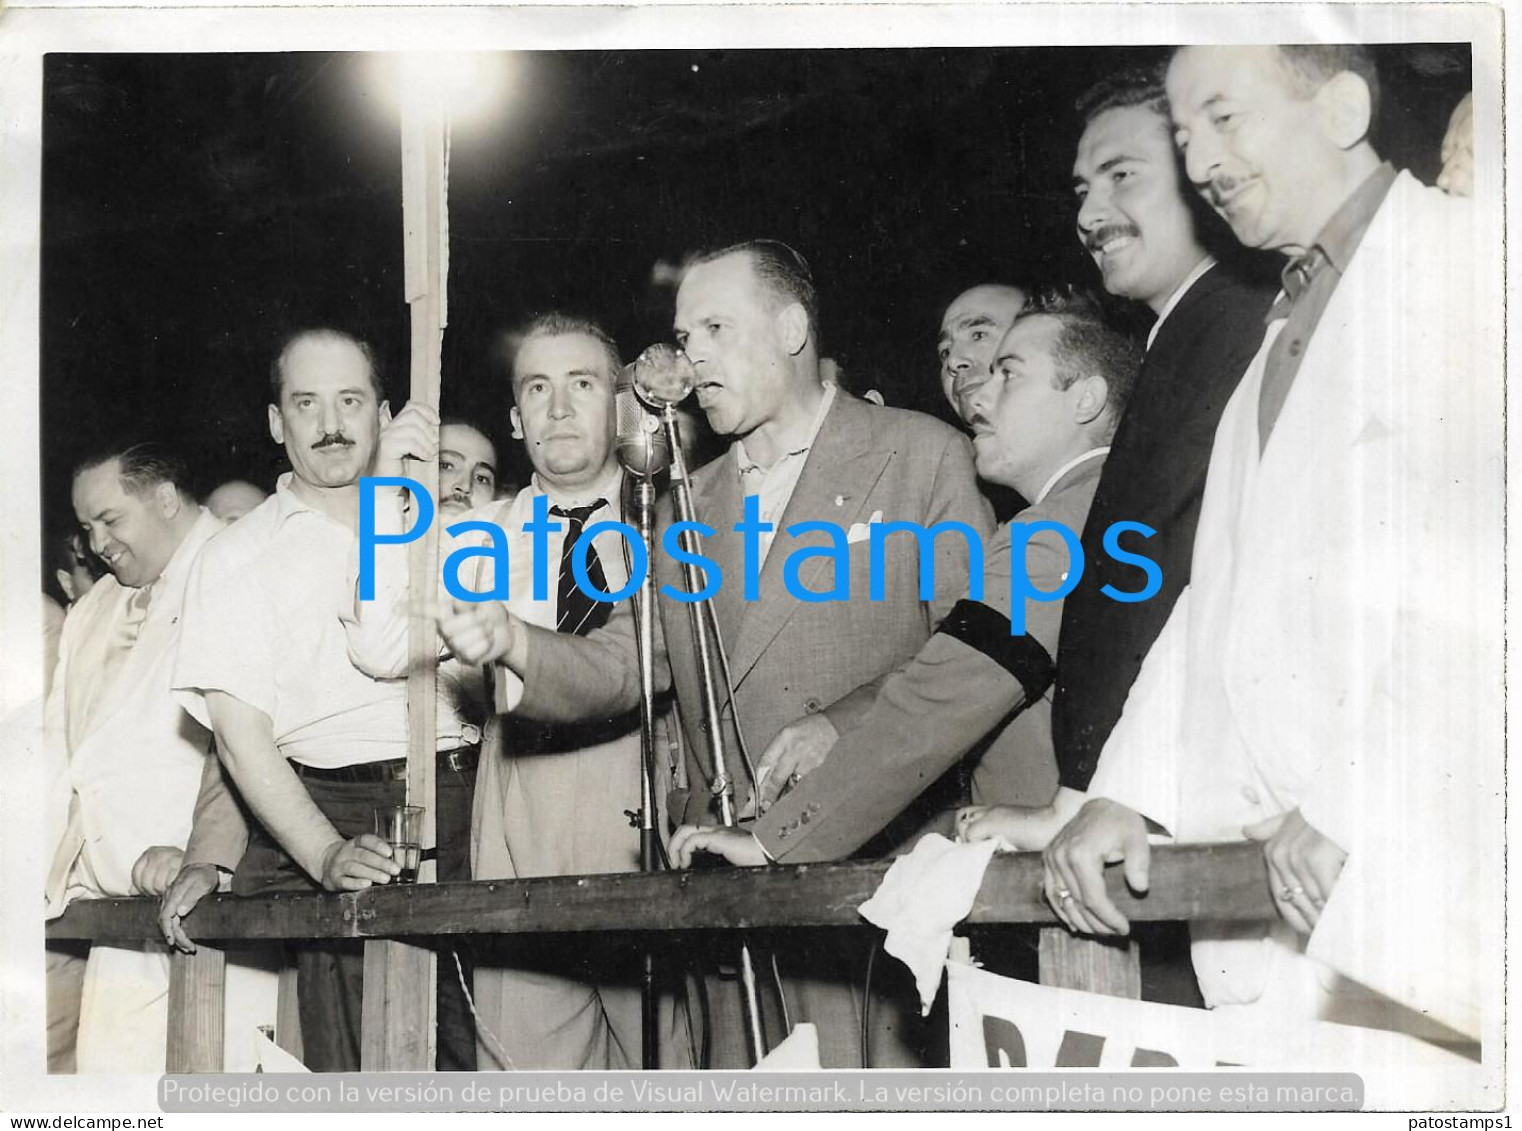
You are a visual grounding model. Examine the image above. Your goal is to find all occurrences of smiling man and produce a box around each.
[43,442,229,1072]
[1042,46,1499,1078]
[1052,64,1278,802]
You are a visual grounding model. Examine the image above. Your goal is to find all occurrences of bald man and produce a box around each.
[936,283,1027,421]
[205,480,268,523]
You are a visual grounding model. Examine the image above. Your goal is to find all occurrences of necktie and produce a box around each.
[1259,247,1328,450]
[550,500,611,636]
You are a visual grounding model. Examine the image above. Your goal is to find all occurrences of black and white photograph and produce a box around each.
[0,1,1507,1119]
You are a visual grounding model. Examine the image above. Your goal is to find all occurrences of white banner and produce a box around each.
[946,962,1491,1110]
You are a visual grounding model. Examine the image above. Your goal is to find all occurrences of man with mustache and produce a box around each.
[1042,46,1499,1082]
[964,66,1278,1007]
[438,242,993,1067]
[437,418,500,515]
[165,328,478,1071]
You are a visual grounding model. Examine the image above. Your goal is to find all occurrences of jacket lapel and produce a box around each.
[686,450,747,648]
[725,393,889,684]
[86,511,221,738]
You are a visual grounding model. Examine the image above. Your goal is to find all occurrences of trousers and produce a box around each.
[231,757,476,1072]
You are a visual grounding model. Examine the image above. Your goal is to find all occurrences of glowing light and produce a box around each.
[389,53,513,130]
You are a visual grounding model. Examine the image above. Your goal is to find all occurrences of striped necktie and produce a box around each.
[550,500,611,636]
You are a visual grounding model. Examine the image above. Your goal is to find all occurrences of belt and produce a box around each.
[293,744,480,784]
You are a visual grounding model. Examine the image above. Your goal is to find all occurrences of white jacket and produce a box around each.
[1089,172,1502,1042]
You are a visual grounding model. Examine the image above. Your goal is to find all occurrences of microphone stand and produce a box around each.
[657,404,768,1066]
[628,470,662,1070]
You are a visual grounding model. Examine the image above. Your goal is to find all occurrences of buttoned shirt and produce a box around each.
[734,382,837,565]
[348,466,631,716]
[174,474,410,770]
[1258,162,1397,451]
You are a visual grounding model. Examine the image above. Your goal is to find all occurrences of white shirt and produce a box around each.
[348,465,631,716]
[734,381,837,565]
[174,474,410,770]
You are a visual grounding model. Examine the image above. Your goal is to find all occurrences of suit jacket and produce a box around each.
[466,483,683,880]
[1053,262,1277,789]
[44,509,223,916]
[1087,173,1501,1039]
[516,390,995,828]
[752,452,1107,862]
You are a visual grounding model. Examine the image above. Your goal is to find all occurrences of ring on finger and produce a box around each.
[1056,887,1073,902]
[1280,884,1305,900]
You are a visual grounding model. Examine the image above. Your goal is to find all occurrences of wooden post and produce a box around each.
[167,946,226,1073]
[376,53,452,1072]
[274,958,304,1060]
[1037,929,1141,998]
[401,58,446,881]
[360,938,437,1070]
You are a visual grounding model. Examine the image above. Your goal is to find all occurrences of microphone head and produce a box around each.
[630,343,697,408]
[615,363,672,477]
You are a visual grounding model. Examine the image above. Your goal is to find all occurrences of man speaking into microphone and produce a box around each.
[438,241,993,1068]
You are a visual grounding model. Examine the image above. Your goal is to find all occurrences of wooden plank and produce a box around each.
[275,957,303,1060]
[400,59,444,884]
[360,939,436,1070]
[1037,929,1142,998]
[167,945,225,1073]
[49,843,1277,942]
[49,889,355,941]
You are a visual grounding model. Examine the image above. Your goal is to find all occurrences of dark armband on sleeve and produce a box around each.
[935,598,1056,703]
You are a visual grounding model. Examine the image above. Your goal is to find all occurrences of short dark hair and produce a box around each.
[50,527,105,580]
[690,239,820,343]
[1014,284,1143,425]
[73,439,195,500]
[439,414,499,458]
[1076,61,1170,125]
[1276,45,1381,127]
[508,312,623,393]
[269,328,386,403]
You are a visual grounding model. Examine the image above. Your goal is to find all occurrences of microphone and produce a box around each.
[629,343,697,408]
[615,361,672,478]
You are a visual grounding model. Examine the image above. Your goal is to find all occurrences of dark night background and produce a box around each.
[41,46,1470,544]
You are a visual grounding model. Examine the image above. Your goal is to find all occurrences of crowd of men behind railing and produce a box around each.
[38,46,1497,1079]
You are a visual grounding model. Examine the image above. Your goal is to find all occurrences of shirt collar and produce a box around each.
[736,382,837,476]
[1146,256,1216,351]
[270,471,320,528]
[528,464,625,513]
[1034,446,1110,505]
[1314,160,1397,275]
[157,508,220,590]
[1268,161,1397,323]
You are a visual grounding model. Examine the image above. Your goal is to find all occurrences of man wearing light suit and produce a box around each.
[1042,46,1500,1098]
[44,442,273,1072]
[441,240,993,1067]
[350,313,691,1070]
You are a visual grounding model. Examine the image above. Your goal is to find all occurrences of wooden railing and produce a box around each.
[47,843,1275,1072]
